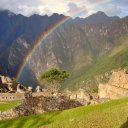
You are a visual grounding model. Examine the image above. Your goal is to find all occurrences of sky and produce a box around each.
[0,0,127,18]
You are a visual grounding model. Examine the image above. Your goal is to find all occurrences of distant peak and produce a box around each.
[51,13,65,17]
[97,11,106,15]
[52,13,60,16]
[94,11,107,16]
[30,14,42,18]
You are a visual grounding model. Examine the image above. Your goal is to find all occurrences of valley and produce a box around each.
[0,10,128,90]
[0,3,128,127]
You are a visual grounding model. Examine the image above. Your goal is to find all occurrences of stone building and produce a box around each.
[0,75,31,101]
[63,88,91,105]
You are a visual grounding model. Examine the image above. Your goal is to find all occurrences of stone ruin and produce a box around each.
[62,88,101,105]
[0,74,111,120]
[0,93,25,101]
[98,69,128,99]
[0,75,25,92]
[0,93,82,120]
[63,89,90,105]
[0,74,106,105]
[32,87,101,106]
[0,75,33,101]
[0,86,105,120]
[1,70,127,121]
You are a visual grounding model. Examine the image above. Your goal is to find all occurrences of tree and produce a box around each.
[40,68,69,92]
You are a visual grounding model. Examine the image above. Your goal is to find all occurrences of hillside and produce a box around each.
[0,98,128,128]
[28,16,128,88]
[63,35,128,91]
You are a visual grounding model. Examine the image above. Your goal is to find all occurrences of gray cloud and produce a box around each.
[97,4,122,16]
[0,0,42,16]
[0,0,127,17]
[43,8,52,16]
[67,2,87,17]
[112,0,128,6]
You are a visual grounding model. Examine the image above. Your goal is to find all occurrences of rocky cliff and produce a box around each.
[28,17,128,79]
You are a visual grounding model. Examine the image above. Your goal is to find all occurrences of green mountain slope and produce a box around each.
[0,98,128,128]
[63,35,128,91]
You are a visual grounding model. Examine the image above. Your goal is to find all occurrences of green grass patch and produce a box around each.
[0,98,128,128]
[0,100,22,112]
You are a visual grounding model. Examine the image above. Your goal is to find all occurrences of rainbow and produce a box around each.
[16,0,112,81]
[16,16,70,80]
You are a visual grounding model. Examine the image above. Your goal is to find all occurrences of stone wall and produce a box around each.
[64,89,91,100]
[0,93,25,101]
[32,92,51,97]
[0,95,82,120]
[0,110,17,120]
[33,90,89,104]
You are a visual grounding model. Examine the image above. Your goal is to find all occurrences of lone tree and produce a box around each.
[40,68,69,92]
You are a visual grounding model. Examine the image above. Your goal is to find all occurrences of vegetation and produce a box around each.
[63,36,128,90]
[0,100,21,112]
[40,68,69,90]
[0,98,128,128]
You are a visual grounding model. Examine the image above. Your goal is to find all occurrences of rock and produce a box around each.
[16,84,25,93]
[98,70,128,99]
[27,86,33,92]
[0,76,9,84]
[109,70,128,89]
[63,88,91,105]
[35,86,42,92]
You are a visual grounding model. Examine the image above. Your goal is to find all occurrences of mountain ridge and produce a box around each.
[0,10,127,88]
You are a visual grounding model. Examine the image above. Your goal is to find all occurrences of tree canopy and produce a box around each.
[40,68,69,90]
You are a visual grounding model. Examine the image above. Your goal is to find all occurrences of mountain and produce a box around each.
[73,11,120,25]
[28,17,128,90]
[0,10,128,89]
[84,11,120,24]
[0,10,66,86]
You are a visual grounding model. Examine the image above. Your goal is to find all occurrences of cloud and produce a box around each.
[0,0,42,16]
[0,0,127,17]
[96,3,122,16]
[85,0,128,17]
[67,2,87,17]
[113,0,128,6]
[0,0,87,17]
[44,8,52,15]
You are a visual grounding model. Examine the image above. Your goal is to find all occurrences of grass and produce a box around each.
[0,100,22,112]
[0,98,128,128]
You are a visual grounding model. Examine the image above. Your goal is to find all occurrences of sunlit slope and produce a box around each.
[63,35,128,90]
